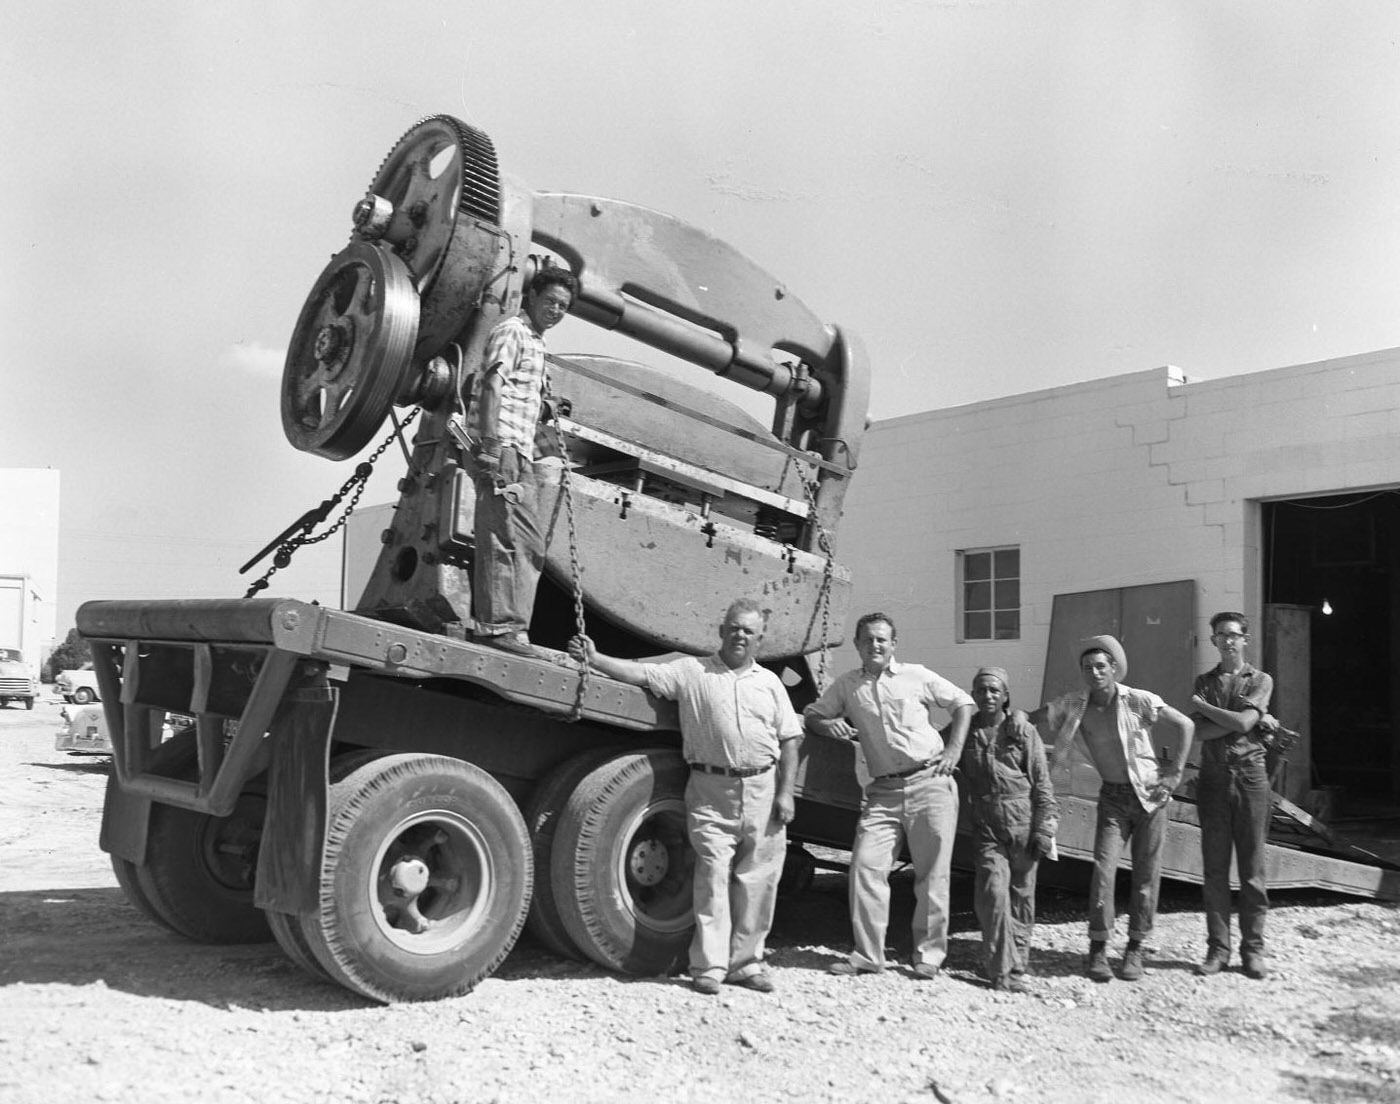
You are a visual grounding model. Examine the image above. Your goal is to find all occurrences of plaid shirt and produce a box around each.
[470,315,549,457]
[643,655,802,769]
[1046,684,1170,811]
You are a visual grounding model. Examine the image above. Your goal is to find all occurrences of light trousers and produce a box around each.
[686,769,786,981]
[848,770,959,970]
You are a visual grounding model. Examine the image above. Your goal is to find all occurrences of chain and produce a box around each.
[241,409,420,598]
[553,421,591,721]
[790,454,837,689]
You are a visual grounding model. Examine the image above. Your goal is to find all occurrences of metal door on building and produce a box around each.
[1040,579,1197,764]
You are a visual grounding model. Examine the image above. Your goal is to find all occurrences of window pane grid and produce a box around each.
[959,545,1020,642]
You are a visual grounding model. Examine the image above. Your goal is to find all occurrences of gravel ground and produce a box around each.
[2,695,1398,1104]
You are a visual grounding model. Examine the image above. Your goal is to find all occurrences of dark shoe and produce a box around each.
[476,631,536,657]
[828,961,877,977]
[1118,944,1146,982]
[731,971,774,993]
[692,976,721,995]
[1241,955,1269,980]
[1196,950,1228,977]
[1086,942,1113,983]
[991,975,1028,993]
[911,963,941,980]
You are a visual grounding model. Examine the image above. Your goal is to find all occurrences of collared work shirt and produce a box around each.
[1195,662,1274,769]
[1045,684,1169,812]
[469,315,548,457]
[644,655,802,769]
[805,660,974,781]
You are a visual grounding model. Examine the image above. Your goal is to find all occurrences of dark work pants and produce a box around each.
[971,797,1039,982]
[472,447,544,636]
[1088,782,1166,943]
[1197,761,1271,958]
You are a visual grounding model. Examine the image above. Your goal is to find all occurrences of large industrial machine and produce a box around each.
[79,114,873,1002]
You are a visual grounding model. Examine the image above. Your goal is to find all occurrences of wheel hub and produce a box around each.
[627,837,670,887]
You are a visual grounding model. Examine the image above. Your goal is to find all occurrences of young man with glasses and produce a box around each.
[1189,612,1278,980]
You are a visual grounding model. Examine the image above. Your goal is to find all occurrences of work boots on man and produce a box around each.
[1118,941,1146,981]
[1086,941,1113,983]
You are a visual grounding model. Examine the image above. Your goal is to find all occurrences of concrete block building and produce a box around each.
[838,347,1400,812]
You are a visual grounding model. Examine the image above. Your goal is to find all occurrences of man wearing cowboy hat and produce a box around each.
[958,666,1059,993]
[1027,635,1194,983]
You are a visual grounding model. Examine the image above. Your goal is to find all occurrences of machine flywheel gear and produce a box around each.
[281,241,419,460]
[355,114,501,294]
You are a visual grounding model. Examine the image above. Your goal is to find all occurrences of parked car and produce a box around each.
[0,646,37,709]
[55,702,111,755]
[55,668,100,704]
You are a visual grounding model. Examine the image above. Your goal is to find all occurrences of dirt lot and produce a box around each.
[2,696,1398,1104]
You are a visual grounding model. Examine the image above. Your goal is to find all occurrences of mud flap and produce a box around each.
[100,770,151,864]
[254,679,338,915]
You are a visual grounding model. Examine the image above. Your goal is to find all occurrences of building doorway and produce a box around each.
[1263,491,1400,812]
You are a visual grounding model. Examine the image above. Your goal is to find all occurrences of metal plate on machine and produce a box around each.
[538,474,849,659]
[548,353,815,500]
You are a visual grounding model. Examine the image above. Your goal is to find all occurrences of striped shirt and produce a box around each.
[470,315,549,457]
[643,655,803,769]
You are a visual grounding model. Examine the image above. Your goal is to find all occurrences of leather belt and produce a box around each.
[688,761,774,778]
[874,759,936,781]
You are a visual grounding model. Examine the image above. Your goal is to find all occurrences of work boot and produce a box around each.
[1118,941,1146,981]
[1241,954,1269,980]
[1196,949,1228,976]
[730,971,774,993]
[692,976,721,995]
[991,975,1028,993]
[827,961,878,976]
[476,631,536,657]
[1086,941,1113,983]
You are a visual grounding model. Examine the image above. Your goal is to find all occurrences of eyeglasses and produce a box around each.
[1213,632,1249,643]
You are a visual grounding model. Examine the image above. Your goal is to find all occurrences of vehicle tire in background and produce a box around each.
[297,754,532,1003]
[524,746,623,959]
[72,687,95,705]
[551,749,694,976]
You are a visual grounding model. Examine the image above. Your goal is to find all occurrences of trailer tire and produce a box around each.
[112,855,180,934]
[551,749,694,976]
[524,746,624,959]
[298,754,532,1003]
[134,787,272,944]
[268,910,333,983]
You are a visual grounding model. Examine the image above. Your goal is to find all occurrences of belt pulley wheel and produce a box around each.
[281,241,419,460]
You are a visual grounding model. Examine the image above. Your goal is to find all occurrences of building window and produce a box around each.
[958,546,1020,641]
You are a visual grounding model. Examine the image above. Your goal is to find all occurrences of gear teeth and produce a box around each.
[368,114,500,227]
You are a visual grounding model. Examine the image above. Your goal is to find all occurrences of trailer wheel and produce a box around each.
[551,749,693,976]
[524,747,623,959]
[112,855,180,933]
[265,749,385,984]
[268,910,333,983]
[778,843,817,898]
[134,787,272,944]
[298,754,532,1003]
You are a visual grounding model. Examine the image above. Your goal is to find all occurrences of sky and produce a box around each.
[3,1,1399,636]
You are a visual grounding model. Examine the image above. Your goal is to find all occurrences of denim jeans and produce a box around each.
[472,446,545,636]
[848,770,959,970]
[1197,760,1271,957]
[1088,782,1167,943]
